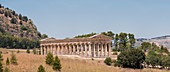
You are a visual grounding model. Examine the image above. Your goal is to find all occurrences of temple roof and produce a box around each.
[89,34,111,39]
[40,37,56,41]
[40,34,112,44]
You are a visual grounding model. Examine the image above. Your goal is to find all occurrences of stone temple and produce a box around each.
[40,34,112,58]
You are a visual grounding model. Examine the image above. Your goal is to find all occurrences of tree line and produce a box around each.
[0,32,40,49]
[74,31,135,52]
[104,33,170,70]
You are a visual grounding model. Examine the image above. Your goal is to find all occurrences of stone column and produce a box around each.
[97,44,100,57]
[73,44,76,55]
[61,44,63,54]
[88,44,92,57]
[44,46,46,55]
[50,45,53,54]
[47,45,49,54]
[67,45,69,54]
[53,45,56,55]
[84,44,87,57]
[63,45,65,54]
[57,45,59,55]
[40,45,43,55]
[66,45,68,54]
[51,45,53,55]
[77,44,80,55]
[101,44,104,57]
[104,44,108,57]
[108,43,111,57]
[56,45,58,55]
[75,45,77,55]
[80,44,83,56]
[55,45,58,55]
[93,44,96,57]
[68,44,72,55]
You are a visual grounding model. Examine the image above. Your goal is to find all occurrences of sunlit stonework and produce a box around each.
[40,34,112,58]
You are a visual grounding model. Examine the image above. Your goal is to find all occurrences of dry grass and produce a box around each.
[0,48,170,72]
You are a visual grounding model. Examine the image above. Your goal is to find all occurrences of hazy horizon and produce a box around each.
[1,0,170,39]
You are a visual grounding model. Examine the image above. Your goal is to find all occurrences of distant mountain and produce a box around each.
[136,35,170,49]
[0,4,41,40]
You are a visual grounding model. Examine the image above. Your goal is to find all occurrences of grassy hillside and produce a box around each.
[0,48,169,72]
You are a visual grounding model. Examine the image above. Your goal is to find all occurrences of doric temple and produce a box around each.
[40,34,112,58]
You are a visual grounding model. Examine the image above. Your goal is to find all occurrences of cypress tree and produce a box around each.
[0,61,3,72]
[45,52,54,65]
[37,65,45,72]
[6,57,10,65]
[53,56,61,71]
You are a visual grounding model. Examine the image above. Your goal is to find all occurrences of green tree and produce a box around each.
[114,34,119,51]
[162,56,170,69]
[104,57,112,66]
[128,33,135,47]
[101,31,114,39]
[74,32,96,38]
[10,52,17,65]
[19,14,22,20]
[46,52,54,65]
[6,57,10,65]
[37,65,45,72]
[141,42,151,52]
[145,50,162,68]
[115,48,145,69]
[22,16,28,22]
[0,52,2,61]
[0,61,3,72]
[11,18,17,24]
[41,34,48,39]
[20,25,28,31]
[53,56,62,71]
[118,32,128,52]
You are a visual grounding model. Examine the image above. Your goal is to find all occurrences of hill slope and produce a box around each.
[136,35,170,49]
[0,4,41,40]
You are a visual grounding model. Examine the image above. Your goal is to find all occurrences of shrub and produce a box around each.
[91,58,94,61]
[33,48,36,54]
[115,48,145,69]
[26,48,30,54]
[19,21,22,25]
[20,25,28,31]
[0,52,2,61]
[162,56,170,68]
[46,52,54,65]
[10,52,17,65]
[6,57,10,65]
[0,61,3,72]
[41,34,48,39]
[11,18,17,24]
[104,57,112,66]
[112,52,117,55]
[4,11,9,17]
[17,50,20,53]
[53,56,61,71]
[22,16,28,22]
[19,14,22,20]
[145,50,160,67]
[37,65,45,72]
[12,11,16,15]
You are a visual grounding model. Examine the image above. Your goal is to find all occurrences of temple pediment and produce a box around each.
[89,34,112,39]
[40,37,56,41]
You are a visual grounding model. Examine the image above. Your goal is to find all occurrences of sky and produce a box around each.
[0,0,170,39]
